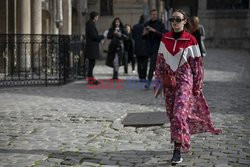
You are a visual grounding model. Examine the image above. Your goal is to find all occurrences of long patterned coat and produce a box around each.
[155,31,221,152]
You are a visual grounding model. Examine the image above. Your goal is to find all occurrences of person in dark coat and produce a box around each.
[189,16,206,57]
[85,11,104,85]
[132,15,148,82]
[106,17,128,79]
[124,24,135,74]
[143,9,167,88]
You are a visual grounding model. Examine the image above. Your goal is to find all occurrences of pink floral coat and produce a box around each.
[155,31,222,152]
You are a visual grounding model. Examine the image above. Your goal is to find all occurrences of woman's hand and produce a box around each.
[147,26,156,32]
[114,31,121,37]
[142,27,149,35]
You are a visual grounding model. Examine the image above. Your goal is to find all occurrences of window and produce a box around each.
[100,0,113,16]
[207,0,249,9]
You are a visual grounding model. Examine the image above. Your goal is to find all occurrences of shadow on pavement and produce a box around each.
[0,148,174,166]
[0,79,160,107]
[1,78,250,115]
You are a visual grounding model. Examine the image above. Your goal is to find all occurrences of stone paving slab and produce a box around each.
[0,48,250,166]
[122,112,168,127]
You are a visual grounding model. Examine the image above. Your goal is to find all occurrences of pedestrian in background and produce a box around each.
[85,11,104,85]
[154,9,221,165]
[190,16,206,57]
[143,9,167,88]
[132,15,148,82]
[124,24,136,74]
[106,17,128,80]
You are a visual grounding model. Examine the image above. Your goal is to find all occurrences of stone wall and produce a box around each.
[199,10,250,49]
[198,0,250,49]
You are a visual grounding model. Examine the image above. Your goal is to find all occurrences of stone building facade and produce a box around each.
[0,0,249,46]
[0,0,249,81]
[164,0,250,49]
[0,0,86,35]
[86,0,250,50]
[198,0,250,49]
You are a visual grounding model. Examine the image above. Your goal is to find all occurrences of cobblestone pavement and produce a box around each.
[0,48,250,167]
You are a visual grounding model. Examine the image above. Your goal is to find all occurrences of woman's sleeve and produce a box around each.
[154,22,167,39]
[188,42,204,96]
[199,25,206,40]
[121,29,129,40]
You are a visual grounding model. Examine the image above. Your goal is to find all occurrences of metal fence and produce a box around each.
[0,34,86,87]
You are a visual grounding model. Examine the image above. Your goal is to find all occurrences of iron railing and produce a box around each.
[0,34,86,87]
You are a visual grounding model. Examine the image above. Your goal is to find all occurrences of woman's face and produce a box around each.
[115,20,120,27]
[125,25,131,33]
[94,15,99,22]
[170,12,186,32]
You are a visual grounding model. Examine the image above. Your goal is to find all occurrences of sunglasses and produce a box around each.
[169,18,185,23]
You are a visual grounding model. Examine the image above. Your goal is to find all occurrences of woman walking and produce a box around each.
[106,17,128,79]
[124,24,136,74]
[154,9,221,164]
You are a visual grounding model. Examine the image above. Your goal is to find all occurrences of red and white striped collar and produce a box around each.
[163,31,191,41]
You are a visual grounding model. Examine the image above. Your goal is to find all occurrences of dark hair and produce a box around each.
[111,17,124,29]
[89,11,99,20]
[172,9,191,32]
[149,9,158,14]
[138,15,145,24]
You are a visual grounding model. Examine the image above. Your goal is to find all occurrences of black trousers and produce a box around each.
[87,58,96,78]
[129,54,136,71]
[147,54,157,82]
[124,52,129,74]
[124,52,136,73]
[136,55,148,80]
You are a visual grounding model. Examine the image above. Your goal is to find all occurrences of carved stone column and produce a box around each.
[17,0,31,71]
[7,0,16,75]
[31,0,42,71]
[31,0,42,34]
[59,0,72,35]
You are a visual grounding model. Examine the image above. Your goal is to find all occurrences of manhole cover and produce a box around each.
[122,112,168,127]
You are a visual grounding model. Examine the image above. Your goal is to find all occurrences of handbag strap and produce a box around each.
[177,40,188,69]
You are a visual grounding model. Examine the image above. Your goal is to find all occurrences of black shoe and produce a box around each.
[87,77,99,85]
[113,72,118,79]
[171,149,183,165]
[92,80,100,85]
